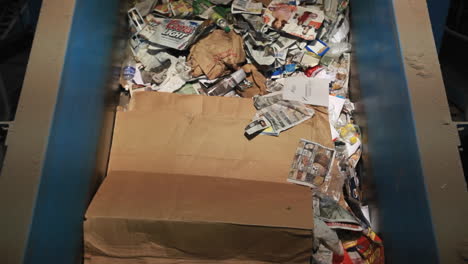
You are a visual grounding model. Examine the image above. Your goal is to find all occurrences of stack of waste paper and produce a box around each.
[105,0,385,263]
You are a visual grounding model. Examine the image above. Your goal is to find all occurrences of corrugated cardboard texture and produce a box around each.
[109,92,333,183]
[85,92,333,263]
[85,171,313,264]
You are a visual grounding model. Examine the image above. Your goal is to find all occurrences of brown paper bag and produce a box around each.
[189,30,246,80]
[239,64,268,98]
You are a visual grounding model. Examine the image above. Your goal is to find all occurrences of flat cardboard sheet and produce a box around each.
[85,92,334,264]
[108,92,333,183]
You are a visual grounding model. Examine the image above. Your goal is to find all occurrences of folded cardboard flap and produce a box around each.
[85,171,314,263]
[110,92,333,184]
[85,92,333,263]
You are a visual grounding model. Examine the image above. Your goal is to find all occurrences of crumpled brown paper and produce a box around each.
[189,30,246,80]
[238,64,268,98]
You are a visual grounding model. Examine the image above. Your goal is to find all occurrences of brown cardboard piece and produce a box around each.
[85,171,314,264]
[109,92,333,183]
[85,92,334,264]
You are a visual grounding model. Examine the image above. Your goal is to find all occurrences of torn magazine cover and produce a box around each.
[139,16,204,50]
[288,139,336,188]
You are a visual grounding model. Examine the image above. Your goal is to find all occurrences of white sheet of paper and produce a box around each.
[301,52,320,67]
[328,95,346,124]
[306,40,328,55]
[361,205,371,223]
[330,123,339,141]
[345,138,361,158]
[283,76,329,106]
[133,67,145,85]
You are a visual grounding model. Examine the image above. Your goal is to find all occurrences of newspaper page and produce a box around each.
[263,1,325,40]
[139,16,203,50]
[253,91,283,109]
[232,0,263,14]
[152,56,191,92]
[288,139,336,188]
[244,116,271,135]
[245,39,277,66]
[255,100,315,136]
[265,79,284,92]
[176,83,201,95]
[242,14,266,32]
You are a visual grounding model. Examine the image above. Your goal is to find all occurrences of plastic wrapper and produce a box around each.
[337,124,360,145]
[322,42,351,62]
[342,230,384,264]
[314,193,364,231]
[329,15,350,43]
[316,53,350,92]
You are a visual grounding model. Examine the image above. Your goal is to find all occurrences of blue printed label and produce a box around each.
[123,66,136,80]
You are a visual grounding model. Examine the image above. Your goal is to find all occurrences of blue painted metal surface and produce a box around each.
[426,0,451,51]
[23,0,120,263]
[351,0,439,263]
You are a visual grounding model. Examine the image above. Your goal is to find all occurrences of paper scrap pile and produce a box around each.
[120,0,383,263]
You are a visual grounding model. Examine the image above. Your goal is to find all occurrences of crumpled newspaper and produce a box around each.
[150,54,192,93]
[248,92,315,136]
